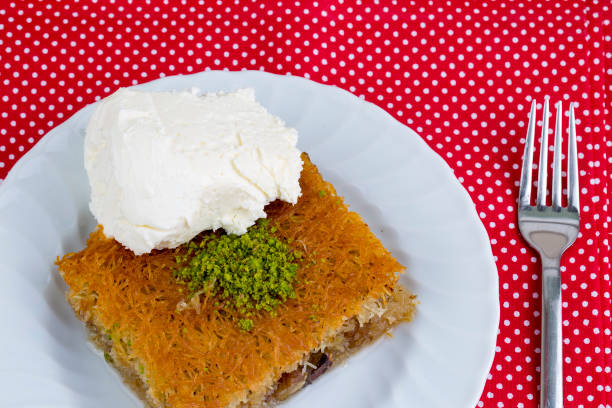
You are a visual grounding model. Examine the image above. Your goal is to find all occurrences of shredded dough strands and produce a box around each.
[58,154,404,407]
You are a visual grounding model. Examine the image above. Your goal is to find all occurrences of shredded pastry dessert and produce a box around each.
[57,153,417,408]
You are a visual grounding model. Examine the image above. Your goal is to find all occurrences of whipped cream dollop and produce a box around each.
[84,88,303,255]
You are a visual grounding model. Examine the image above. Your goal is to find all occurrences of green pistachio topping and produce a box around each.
[174,219,301,330]
[104,352,113,363]
[238,318,254,331]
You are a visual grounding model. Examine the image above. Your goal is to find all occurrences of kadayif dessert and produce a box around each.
[57,88,416,408]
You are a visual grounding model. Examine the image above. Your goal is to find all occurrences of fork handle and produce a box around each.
[541,257,563,408]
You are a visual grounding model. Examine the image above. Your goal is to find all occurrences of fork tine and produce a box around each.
[536,98,549,208]
[519,100,537,208]
[551,101,563,210]
[567,103,579,212]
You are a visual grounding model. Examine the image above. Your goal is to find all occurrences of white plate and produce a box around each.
[0,71,499,408]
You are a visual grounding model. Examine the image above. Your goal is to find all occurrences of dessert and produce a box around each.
[57,88,416,407]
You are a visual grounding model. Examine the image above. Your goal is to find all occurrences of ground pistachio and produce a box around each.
[174,219,301,330]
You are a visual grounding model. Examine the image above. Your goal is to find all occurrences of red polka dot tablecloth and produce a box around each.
[1,1,610,407]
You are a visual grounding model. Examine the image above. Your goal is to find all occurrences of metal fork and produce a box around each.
[518,98,580,408]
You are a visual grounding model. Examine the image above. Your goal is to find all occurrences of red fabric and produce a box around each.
[0,1,610,407]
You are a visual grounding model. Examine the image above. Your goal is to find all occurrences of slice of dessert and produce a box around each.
[57,154,416,407]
